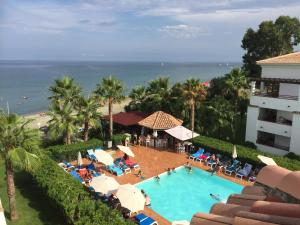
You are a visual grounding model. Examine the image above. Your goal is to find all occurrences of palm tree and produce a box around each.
[0,110,40,221]
[76,95,102,141]
[127,86,146,111]
[145,77,171,112]
[94,76,124,138]
[48,76,81,108]
[47,103,77,144]
[182,78,207,134]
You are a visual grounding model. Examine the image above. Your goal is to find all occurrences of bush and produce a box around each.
[31,155,134,225]
[193,136,300,171]
[112,133,127,146]
[46,139,104,161]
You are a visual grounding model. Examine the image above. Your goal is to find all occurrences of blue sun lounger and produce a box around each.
[235,163,253,179]
[69,170,84,183]
[87,149,97,161]
[135,213,158,225]
[107,164,123,176]
[225,159,241,175]
[189,148,204,160]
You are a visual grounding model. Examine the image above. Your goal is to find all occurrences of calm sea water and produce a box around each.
[0,60,240,115]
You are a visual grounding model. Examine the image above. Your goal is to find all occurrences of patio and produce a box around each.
[78,145,250,225]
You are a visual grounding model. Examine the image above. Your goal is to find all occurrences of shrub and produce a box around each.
[31,155,134,225]
[112,133,127,146]
[193,135,300,171]
[46,139,104,161]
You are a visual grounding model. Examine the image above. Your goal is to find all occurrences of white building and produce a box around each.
[245,52,300,156]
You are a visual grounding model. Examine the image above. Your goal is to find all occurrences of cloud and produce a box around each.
[158,24,209,39]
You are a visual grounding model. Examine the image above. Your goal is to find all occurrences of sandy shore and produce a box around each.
[24,98,131,129]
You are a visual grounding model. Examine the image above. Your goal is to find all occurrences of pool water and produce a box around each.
[136,166,243,222]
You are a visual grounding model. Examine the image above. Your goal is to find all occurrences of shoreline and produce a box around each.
[24,98,131,129]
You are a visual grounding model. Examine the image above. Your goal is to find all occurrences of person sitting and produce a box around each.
[155,175,160,181]
[172,167,176,173]
[210,193,221,201]
[211,157,221,175]
[167,168,171,175]
[136,170,145,180]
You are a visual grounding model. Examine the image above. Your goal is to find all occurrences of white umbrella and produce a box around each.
[116,184,145,213]
[94,150,114,166]
[117,145,135,157]
[77,152,83,166]
[258,155,277,166]
[90,175,119,196]
[165,126,199,141]
[232,145,237,159]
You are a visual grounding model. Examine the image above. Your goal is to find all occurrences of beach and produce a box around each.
[24,98,131,129]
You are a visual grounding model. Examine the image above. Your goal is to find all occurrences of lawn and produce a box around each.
[0,159,65,225]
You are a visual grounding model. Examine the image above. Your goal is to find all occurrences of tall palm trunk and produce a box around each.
[83,121,89,141]
[6,160,18,221]
[191,101,195,135]
[65,131,71,145]
[109,97,113,138]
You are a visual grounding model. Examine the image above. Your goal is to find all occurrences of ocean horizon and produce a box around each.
[0,60,241,115]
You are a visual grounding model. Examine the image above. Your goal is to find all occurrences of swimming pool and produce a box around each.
[136,166,243,222]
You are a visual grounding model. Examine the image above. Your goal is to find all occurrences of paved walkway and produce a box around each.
[81,145,250,225]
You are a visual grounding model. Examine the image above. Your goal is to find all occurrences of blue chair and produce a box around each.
[107,164,123,176]
[225,160,241,175]
[87,149,97,161]
[69,170,84,183]
[63,161,75,169]
[235,163,253,179]
[87,162,96,171]
[114,158,131,174]
[135,213,158,225]
[95,147,103,151]
[189,149,204,160]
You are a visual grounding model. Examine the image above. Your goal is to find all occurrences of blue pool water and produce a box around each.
[136,167,243,222]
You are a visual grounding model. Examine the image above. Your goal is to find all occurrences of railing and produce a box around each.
[253,91,299,101]
[256,139,290,151]
[257,116,292,126]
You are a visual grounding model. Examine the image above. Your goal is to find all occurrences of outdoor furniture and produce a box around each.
[115,158,131,174]
[87,149,97,161]
[189,149,204,160]
[235,163,253,179]
[225,160,241,176]
[125,158,140,170]
[207,154,222,169]
[135,213,158,225]
[195,152,211,163]
[63,161,75,169]
[69,170,84,183]
[107,164,124,176]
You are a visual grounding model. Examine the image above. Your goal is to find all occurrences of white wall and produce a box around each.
[245,106,259,144]
[290,113,300,155]
[256,144,287,156]
[261,65,300,79]
[279,83,300,97]
[250,96,300,112]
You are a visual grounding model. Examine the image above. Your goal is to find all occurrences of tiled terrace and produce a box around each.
[79,145,251,225]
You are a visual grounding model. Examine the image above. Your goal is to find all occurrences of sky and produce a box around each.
[0,0,300,62]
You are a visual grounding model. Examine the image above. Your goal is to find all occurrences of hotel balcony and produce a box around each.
[256,131,290,155]
[257,120,292,137]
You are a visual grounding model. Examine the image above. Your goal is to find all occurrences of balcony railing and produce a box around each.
[256,139,290,151]
[258,116,292,126]
[253,91,299,101]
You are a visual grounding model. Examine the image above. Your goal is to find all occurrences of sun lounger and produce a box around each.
[114,158,131,174]
[63,161,75,169]
[195,152,211,162]
[189,149,204,160]
[235,163,253,179]
[87,162,96,171]
[135,213,158,225]
[107,164,123,176]
[125,158,140,171]
[95,147,103,151]
[70,170,84,183]
[87,149,97,161]
[207,154,222,169]
[225,160,241,176]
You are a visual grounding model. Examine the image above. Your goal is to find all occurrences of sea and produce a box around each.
[0,60,241,115]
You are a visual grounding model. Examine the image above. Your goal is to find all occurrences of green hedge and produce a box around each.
[31,155,134,225]
[112,134,127,146]
[193,136,300,171]
[46,139,104,161]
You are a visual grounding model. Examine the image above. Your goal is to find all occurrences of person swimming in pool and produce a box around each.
[210,193,221,201]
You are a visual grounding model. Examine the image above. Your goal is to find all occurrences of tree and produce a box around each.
[242,16,300,76]
[94,76,124,138]
[126,86,146,111]
[47,103,77,144]
[0,110,40,221]
[182,78,207,134]
[76,95,102,141]
[48,76,81,107]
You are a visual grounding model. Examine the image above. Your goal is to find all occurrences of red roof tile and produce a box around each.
[103,111,148,126]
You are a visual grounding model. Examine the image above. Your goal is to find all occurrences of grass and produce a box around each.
[0,159,65,225]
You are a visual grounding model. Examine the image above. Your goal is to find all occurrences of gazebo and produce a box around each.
[138,111,183,148]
